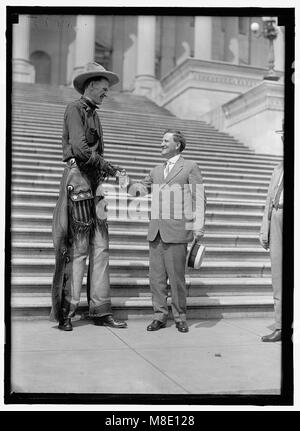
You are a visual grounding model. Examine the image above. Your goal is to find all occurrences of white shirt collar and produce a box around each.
[166,154,180,165]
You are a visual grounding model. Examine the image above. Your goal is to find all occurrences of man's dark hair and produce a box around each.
[83,76,109,92]
[164,129,186,152]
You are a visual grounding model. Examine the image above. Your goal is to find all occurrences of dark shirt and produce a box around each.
[61,96,117,181]
[62,96,104,164]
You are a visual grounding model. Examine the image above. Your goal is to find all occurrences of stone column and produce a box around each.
[274,26,285,72]
[224,17,239,64]
[12,14,35,83]
[160,16,176,77]
[194,16,212,60]
[134,15,156,96]
[72,15,96,80]
[112,15,125,91]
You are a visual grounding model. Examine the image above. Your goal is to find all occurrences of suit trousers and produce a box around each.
[64,224,112,318]
[270,207,283,329]
[149,233,188,323]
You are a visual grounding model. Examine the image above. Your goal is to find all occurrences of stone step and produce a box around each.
[12,204,263,225]
[11,175,269,195]
[12,164,271,189]
[12,139,251,157]
[13,144,256,166]
[12,121,244,144]
[10,110,220,133]
[11,227,261,247]
[11,257,271,278]
[11,213,262,234]
[11,154,277,174]
[11,196,266,214]
[10,293,274,319]
[11,275,272,295]
[11,143,280,165]
[12,130,243,151]
[9,108,217,128]
[12,97,174,114]
[12,242,268,261]
[18,153,259,171]
[11,172,271,190]
[8,102,276,152]
[11,84,278,319]
[11,140,255,161]
[12,165,273,183]
[12,98,171,114]
[11,101,231,131]
[11,138,280,166]
[12,85,175,116]
[11,187,268,203]
[12,98,173,115]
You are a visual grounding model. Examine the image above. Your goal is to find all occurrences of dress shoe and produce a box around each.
[94,315,127,328]
[261,329,281,342]
[147,320,166,331]
[176,321,189,333]
[58,318,73,331]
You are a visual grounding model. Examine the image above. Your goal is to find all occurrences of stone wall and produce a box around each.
[201,80,284,155]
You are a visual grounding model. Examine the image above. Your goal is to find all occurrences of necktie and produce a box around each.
[164,161,171,179]
[273,174,283,209]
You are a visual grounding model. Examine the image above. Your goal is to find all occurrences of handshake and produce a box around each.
[116,168,130,189]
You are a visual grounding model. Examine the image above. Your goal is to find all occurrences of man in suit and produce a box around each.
[259,124,284,342]
[125,130,206,332]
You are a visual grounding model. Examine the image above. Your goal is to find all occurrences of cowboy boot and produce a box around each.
[58,307,73,331]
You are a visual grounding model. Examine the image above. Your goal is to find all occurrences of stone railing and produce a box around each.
[13,59,35,84]
[158,57,283,120]
[201,80,284,155]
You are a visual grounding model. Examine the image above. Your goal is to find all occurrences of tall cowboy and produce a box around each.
[51,62,127,331]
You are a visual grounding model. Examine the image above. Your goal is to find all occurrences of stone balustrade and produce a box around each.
[159,57,283,120]
[201,80,284,155]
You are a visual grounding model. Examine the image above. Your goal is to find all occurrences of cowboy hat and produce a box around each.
[186,238,206,270]
[73,62,120,94]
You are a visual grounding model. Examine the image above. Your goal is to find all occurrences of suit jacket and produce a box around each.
[129,156,206,243]
[260,162,283,242]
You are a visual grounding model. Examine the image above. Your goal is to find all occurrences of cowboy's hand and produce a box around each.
[194,232,204,243]
[115,167,124,177]
[117,169,130,189]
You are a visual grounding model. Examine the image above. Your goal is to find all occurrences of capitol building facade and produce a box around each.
[12,14,285,154]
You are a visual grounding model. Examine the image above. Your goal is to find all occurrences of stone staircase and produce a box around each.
[10,83,282,319]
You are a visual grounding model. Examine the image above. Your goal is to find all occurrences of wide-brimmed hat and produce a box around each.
[186,238,206,270]
[73,62,120,94]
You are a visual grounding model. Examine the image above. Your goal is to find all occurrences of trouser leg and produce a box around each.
[149,234,169,323]
[88,223,112,317]
[270,208,283,330]
[163,242,188,323]
[63,235,89,318]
